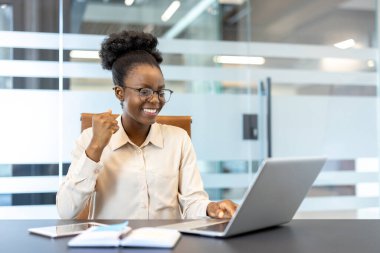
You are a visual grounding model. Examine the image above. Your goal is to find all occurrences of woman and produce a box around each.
[56,30,237,219]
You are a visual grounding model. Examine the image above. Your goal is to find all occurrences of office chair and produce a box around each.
[80,113,191,137]
[75,113,192,219]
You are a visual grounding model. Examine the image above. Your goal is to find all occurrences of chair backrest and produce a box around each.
[80,113,191,137]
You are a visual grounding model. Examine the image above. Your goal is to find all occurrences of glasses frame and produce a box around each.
[115,86,174,103]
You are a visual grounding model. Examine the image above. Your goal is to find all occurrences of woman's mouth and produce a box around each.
[143,108,159,116]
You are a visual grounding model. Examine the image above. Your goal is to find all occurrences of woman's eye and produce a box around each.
[140,89,151,96]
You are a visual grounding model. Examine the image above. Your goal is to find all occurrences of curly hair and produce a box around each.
[99,30,163,86]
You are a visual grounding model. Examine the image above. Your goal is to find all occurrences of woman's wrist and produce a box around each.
[85,141,105,162]
[206,202,216,217]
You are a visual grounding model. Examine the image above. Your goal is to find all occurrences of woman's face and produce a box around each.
[118,64,165,127]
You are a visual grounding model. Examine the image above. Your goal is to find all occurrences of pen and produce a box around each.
[119,227,132,240]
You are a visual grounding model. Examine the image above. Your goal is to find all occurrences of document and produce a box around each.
[68,221,181,248]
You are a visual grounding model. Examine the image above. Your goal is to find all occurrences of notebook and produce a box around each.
[159,157,326,237]
[68,222,181,248]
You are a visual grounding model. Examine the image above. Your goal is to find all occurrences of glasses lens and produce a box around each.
[139,88,153,97]
[162,90,172,102]
[138,88,172,102]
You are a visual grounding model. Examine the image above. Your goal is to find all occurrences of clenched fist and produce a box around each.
[85,110,119,162]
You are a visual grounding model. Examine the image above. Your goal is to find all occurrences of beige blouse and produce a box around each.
[56,116,210,219]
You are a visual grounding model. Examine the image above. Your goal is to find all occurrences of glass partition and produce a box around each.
[0,0,61,218]
[0,0,379,219]
[249,0,379,218]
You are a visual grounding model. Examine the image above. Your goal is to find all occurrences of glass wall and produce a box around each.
[249,0,379,218]
[0,0,62,218]
[0,0,379,219]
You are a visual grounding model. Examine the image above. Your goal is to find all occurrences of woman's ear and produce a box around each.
[113,86,124,101]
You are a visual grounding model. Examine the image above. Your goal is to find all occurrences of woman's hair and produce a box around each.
[99,30,163,86]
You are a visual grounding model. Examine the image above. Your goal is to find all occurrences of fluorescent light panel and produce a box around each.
[70,50,99,59]
[124,0,134,6]
[214,55,265,65]
[163,0,214,38]
[367,60,375,68]
[161,1,181,22]
[219,0,245,5]
[334,39,355,49]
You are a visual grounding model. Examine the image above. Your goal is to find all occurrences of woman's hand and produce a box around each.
[86,110,119,162]
[207,200,238,219]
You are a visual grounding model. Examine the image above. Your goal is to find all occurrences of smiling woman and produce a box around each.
[56,30,237,220]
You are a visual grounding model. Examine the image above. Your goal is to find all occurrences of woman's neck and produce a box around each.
[121,116,151,147]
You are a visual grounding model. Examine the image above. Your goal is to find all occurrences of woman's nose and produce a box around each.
[148,92,160,103]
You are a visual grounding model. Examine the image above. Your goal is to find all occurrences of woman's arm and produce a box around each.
[177,133,211,219]
[56,130,103,219]
[56,111,118,219]
[177,131,238,219]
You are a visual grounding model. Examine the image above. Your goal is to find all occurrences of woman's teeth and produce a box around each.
[144,109,157,113]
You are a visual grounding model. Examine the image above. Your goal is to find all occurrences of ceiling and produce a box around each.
[72,0,376,47]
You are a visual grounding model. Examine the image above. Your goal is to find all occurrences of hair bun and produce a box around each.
[99,30,163,70]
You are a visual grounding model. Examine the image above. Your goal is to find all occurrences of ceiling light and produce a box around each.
[161,1,181,22]
[163,0,214,38]
[367,60,375,68]
[213,55,265,65]
[219,0,245,5]
[70,50,99,59]
[124,0,134,6]
[334,39,355,49]
[320,58,361,72]
[1,4,8,9]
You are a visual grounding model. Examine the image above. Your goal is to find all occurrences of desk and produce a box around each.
[1,219,380,253]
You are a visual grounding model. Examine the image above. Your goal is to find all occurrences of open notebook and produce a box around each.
[68,222,181,248]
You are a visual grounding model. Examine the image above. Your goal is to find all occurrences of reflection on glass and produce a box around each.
[0,0,378,219]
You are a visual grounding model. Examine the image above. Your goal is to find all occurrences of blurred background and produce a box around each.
[0,0,379,219]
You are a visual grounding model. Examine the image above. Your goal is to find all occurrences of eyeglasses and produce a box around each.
[122,86,173,103]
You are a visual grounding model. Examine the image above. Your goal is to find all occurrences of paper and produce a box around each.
[121,227,181,248]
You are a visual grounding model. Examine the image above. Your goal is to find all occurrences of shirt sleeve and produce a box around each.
[177,132,211,219]
[56,130,103,219]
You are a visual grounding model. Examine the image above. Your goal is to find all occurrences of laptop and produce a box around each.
[159,157,326,237]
